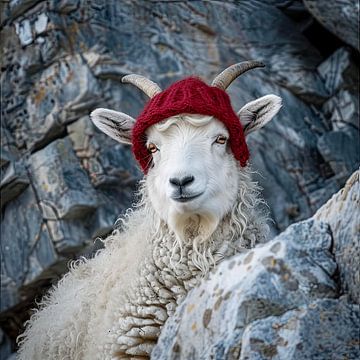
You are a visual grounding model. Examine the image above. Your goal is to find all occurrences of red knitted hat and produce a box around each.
[132,77,249,173]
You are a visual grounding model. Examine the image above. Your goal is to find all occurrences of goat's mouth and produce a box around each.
[171,192,203,203]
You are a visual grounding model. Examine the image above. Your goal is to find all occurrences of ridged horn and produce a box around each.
[122,74,162,98]
[212,61,265,90]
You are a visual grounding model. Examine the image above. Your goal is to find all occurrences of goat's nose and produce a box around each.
[169,175,195,187]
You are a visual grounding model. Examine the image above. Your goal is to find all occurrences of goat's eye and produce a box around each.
[147,143,158,153]
[215,135,227,144]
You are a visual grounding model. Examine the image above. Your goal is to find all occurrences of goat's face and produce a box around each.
[91,63,282,239]
[145,115,239,230]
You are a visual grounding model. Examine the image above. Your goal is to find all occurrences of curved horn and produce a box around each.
[122,74,162,98]
[212,61,265,90]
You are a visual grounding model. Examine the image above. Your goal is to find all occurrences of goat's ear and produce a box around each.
[237,95,282,136]
[90,108,136,145]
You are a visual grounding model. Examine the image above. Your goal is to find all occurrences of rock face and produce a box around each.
[303,0,359,51]
[241,299,359,360]
[314,170,360,303]
[153,171,360,359]
[1,0,359,356]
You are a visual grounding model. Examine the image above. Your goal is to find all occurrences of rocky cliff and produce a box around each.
[1,0,359,357]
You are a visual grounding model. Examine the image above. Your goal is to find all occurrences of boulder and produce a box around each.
[0,158,29,209]
[303,0,359,51]
[240,298,359,360]
[314,170,360,303]
[152,219,339,359]
[28,137,99,220]
[0,186,58,313]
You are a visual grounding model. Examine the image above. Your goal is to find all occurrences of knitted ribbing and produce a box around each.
[132,77,249,173]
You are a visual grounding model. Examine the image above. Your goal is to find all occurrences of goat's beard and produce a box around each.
[167,210,220,273]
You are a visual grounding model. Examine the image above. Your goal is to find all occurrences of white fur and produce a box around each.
[18,94,281,359]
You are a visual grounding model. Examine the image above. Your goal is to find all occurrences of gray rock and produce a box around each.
[28,137,99,220]
[317,47,358,97]
[23,54,103,151]
[318,47,359,134]
[45,218,91,255]
[0,129,29,207]
[303,0,359,50]
[0,148,12,168]
[240,298,360,360]
[0,329,12,360]
[245,82,335,231]
[0,187,58,312]
[152,219,338,359]
[314,170,360,303]
[6,354,17,360]
[0,158,29,208]
[67,116,141,189]
[322,89,359,132]
[14,19,33,46]
[67,116,141,237]
[317,129,359,185]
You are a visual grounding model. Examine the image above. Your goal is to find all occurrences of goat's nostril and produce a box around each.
[181,175,194,186]
[169,177,180,186]
[169,175,195,187]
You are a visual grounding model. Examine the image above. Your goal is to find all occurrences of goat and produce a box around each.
[18,61,282,359]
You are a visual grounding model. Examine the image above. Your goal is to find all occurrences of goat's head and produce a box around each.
[91,62,282,242]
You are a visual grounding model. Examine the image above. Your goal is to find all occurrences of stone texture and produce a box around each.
[322,89,359,132]
[67,116,141,237]
[314,170,360,303]
[304,0,359,50]
[317,129,359,185]
[0,158,29,208]
[28,137,99,220]
[23,54,103,151]
[0,128,29,208]
[317,47,358,97]
[0,186,58,314]
[0,329,12,360]
[240,298,360,360]
[152,219,338,359]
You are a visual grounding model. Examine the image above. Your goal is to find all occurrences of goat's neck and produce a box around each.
[150,212,245,289]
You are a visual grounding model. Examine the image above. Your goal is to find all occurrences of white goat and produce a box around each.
[18,62,282,359]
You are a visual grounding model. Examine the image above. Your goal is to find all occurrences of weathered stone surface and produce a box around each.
[0,187,58,313]
[67,116,141,236]
[322,89,359,132]
[28,137,99,220]
[152,219,338,359]
[304,0,359,50]
[317,47,358,97]
[0,127,29,207]
[45,218,91,255]
[23,54,103,151]
[0,329,12,360]
[314,170,360,303]
[240,298,360,360]
[317,47,359,144]
[0,158,29,208]
[67,116,141,189]
[245,82,336,232]
[317,129,359,185]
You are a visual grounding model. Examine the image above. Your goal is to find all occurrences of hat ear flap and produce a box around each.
[90,108,135,145]
[237,95,282,136]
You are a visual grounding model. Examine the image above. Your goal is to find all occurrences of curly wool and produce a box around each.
[17,166,268,360]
